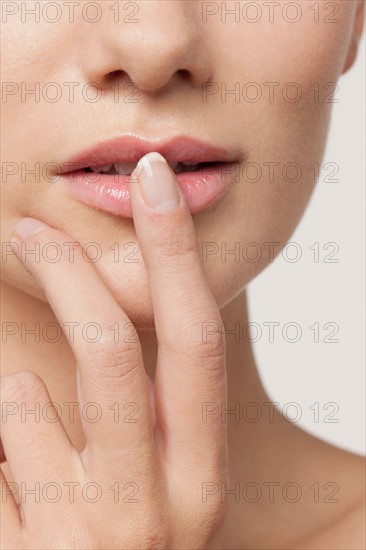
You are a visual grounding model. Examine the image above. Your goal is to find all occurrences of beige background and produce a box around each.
[249,35,365,455]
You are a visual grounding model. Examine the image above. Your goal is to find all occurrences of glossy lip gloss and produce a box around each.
[56,136,241,217]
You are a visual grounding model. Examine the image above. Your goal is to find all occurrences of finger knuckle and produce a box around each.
[139,516,170,550]
[184,315,226,363]
[155,227,198,267]
[1,370,46,405]
[86,336,142,384]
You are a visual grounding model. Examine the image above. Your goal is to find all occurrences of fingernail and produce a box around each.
[134,152,180,212]
[12,218,50,241]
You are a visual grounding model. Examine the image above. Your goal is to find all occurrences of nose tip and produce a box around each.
[122,41,209,93]
[82,5,212,95]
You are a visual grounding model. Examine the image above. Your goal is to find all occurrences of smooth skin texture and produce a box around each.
[2,156,228,548]
[1,1,365,548]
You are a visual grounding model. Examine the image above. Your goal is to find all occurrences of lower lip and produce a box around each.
[60,163,237,217]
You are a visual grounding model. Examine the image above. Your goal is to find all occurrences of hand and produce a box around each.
[1,153,228,550]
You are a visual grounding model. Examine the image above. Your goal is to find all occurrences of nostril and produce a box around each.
[177,68,191,78]
[105,69,127,82]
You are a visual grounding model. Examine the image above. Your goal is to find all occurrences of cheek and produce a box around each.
[196,1,356,305]
[213,0,355,81]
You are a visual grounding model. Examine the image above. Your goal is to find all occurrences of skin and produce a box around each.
[0,1,365,548]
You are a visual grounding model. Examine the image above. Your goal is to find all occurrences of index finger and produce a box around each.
[10,220,156,474]
[130,153,227,476]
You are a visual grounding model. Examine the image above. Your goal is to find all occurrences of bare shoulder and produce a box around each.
[293,497,365,549]
[292,451,365,550]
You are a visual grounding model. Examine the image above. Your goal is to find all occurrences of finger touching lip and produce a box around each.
[55,135,243,217]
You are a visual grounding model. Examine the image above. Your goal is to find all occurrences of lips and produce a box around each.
[85,161,211,176]
[57,136,240,217]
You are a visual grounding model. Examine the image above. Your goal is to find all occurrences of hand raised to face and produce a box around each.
[1,153,228,550]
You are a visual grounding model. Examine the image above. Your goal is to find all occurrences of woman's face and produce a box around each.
[1,0,362,328]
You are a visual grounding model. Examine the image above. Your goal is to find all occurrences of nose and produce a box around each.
[82,1,212,94]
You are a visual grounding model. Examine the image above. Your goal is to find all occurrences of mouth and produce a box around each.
[83,161,219,176]
[57,136,241,217]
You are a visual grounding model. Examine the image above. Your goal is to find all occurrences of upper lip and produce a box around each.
[58,135,241,173]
